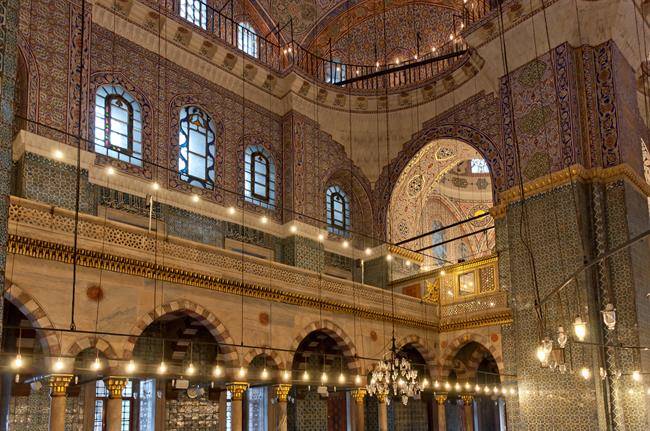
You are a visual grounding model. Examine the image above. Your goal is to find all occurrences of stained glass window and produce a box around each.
[94,85,142,166]
[244,145,275,208]
[179,0,208,29]
[470,158,489,174]
[237,22,258,58]
[178,106,216,188]
[326,185,350,236]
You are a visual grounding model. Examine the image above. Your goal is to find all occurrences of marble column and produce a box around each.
[226,382,249,431]
[461,395,474,431]
[104,377,128,431]
[48,374,73,431]
[273,384,291,431]
[377,394,388,431]
[435,395,447,431]
[351,388,367,431]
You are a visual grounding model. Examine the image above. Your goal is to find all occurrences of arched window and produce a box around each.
[237,22,258,58]
[178,106,216,188]
[179,0,208,29]
[94,85,143,166]
[431,220,447,263]
[470,158,489,174]
[244,145,275,208]
[325,58,346,84]
[326,185,350,236]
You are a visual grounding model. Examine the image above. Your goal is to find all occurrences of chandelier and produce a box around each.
[367,338,421,405]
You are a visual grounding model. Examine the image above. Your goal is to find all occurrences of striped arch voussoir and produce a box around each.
[396,334,437,375]
[243,347,285,370]
[290,320,359,373]
[4,284,60,355]
[67,336,118,359]
[441,333,503,381]
[123,300,238,366]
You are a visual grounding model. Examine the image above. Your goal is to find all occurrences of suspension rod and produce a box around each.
[396,212,489,246]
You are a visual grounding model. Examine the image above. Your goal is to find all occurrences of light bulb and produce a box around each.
[422,378,429,388]
[186,363,195,375]
[282,370,291,382]
[444,381,451,390]
[152,182,160,191]
[386,254,392,261]
[474,384,481,392]
[574,316,587,341]
[454,382,461,391]
[91,357,102,371]
[261,368,269,380]
[509,387,516,395]
[158,361,168,374]
[354,374,362,385]
[318,233,325,242]
[493,386,499,394]
[126,360,136,374]
[465,382,471,391]
[440,270,446,276]
[321,372,328,383]
[434,380,440,389]
[342,240,349,248]
[192,194,200,203]
[53,149,64,160]
[238,366,247,378]
[228,206,236,215]
[484,385,490,394]
[580,367,591,380]
[365,247,372,255]
[12,354,23,370]
[632,371,642,382]
[302,370,309,381]
[53,357,64,372]
[260,216,268,224]
[213,364,223,377]
[405,260,411,267]
[290,225,298,234]
[107,167,115,176]
[338,373,345,384]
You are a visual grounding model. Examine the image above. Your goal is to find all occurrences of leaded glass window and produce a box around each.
[178,106,216,188]
[179,0,208,29]
[470,158,489,174]
[326,185,350,236]
[244,145,275,208]
[94,85,142,166]
[237,22,258,58]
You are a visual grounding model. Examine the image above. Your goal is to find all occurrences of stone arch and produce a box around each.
[123,299,238,366]
[374,124,504,239]
[396,334,437,373]
[440,333,503,381]
[323,167,374,240]
[243,346,285,370]
[289,320,360,372]
[67,336,118,359]
[3,284,60,355]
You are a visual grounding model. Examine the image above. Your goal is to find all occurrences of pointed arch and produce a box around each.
[440,333,503,381]
[67,336,118,359]
[243,346,285,370]
[123,299,238,366]
[396,334,437,374]
[3,284,60,355]
[289,320,360,372]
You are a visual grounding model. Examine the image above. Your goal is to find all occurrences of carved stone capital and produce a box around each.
[47,374,73,397]
[273,384,291,402]
[104,377,128,399]
[461,395,474,405]
[351,388,367,403]
[376,393,388,404]
[226,382,249,400]
[435,394,447,405]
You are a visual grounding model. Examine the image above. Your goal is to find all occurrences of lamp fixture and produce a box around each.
[126,360,136,374]
[12,354,23,370]
[573,316,587,341]
[602,303,616,331]
[53,357,65,372]
[213,364,223,377]
[366,337,421,405]
[580,367,591,380]
[186,363,196,376]
[158,361,168,375]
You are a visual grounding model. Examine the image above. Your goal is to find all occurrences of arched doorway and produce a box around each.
[447,341,503,431]
[387,139,495,273]
[289,330,356,431]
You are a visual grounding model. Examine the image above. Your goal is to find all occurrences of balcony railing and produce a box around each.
[144,0,498,91]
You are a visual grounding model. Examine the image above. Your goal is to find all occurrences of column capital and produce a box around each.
[226,382,249,400]
[435,394,447,405]
[376,392,388,403]
[104,377,129,399]
[47,374,73,397]
[351,388,367,403]
[273,384,292,402]
[461,395,474,404]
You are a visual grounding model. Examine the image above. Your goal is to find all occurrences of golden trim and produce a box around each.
[351,388,367,403]
[435,394,447,404]
[7,235,437,330]
[388,245,424,264]
[226,382,249,400]
[104,377,128,399]
[47,374,73,397]
[439,311,513,332]
[273,384,292,402]
[491,163,650,218]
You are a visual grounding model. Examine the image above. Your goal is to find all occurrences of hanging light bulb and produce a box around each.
[12,354,23,370]
[474,384,481,392]
[91,357,102,371]
[454,382,461,392]
[580,367,592,380]
[158,361,168,375]
[444,381,451,390]
[261,368,269,380]
[509,387,516,395]
[321,372,328,383]
[186,363,196,376]
[126,360,136,374]
[354,374,362,386]
[557,326,568,348]
[602,303,617,331]
[213,364,223,377]
[422,378,429,388]
[493,386,499,394]
[338,373,345,384]
[282,370,291,382]
[302,370,310,381]
[464,382,471,391]
[238,366,247,378]
[434,380,440,389]
[573,316,587,341]
[632,370,642,382]
[483,385,490,394]
[53,357,65,372]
